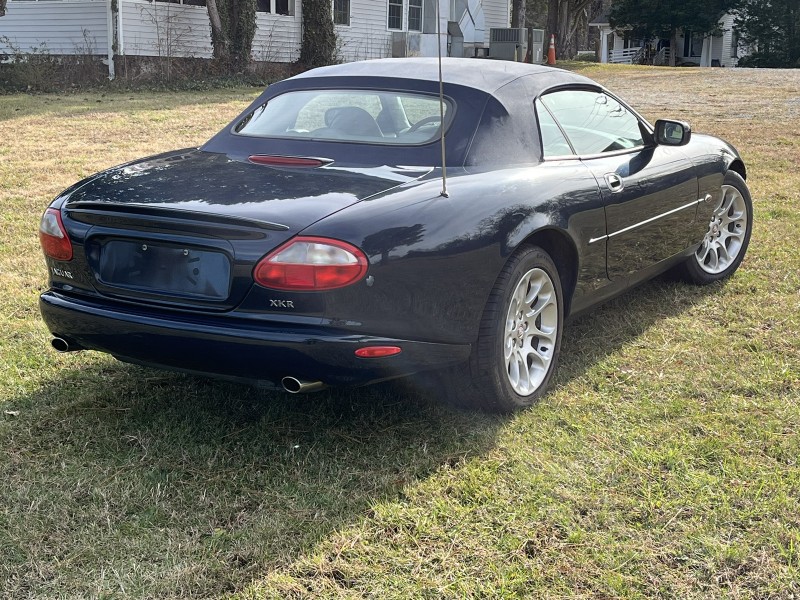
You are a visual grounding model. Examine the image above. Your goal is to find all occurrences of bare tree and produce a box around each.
[207,0,226,54]
[547,0,593,59]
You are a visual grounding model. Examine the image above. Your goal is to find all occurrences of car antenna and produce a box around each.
[436,0,449,198]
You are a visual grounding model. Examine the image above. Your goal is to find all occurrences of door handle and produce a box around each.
[604,173,625,193]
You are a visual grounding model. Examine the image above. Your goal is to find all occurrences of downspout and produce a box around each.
[117,0,125,60]
[106,0,116,79]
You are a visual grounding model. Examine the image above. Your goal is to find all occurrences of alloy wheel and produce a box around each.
[696,184,749,274]
[503,268,559,396]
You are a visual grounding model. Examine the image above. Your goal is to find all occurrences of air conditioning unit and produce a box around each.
[490,27,528,61]
[392,32,421,58]
[530,28,545,63]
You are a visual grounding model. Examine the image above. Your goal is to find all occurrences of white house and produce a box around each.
[0,0,511,78]
[589,9,744,67]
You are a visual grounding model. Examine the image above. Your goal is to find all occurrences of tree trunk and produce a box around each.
[511,0,525,29]
[207,0,228,62]
[670,29,677,66]
[207,0,256,71]
[547,0,559,58]
[546,0,592,60]
[299,0,337,67]
[558,0,572,58]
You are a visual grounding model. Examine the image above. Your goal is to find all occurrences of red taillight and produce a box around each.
[355,346,402,358]
[248,155,331,168]
[254,236,368,291]
[39,207,73,261]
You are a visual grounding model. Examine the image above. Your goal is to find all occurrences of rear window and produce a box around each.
[234,90,452,145]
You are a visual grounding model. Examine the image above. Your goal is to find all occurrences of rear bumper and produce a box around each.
[39,291,471,387]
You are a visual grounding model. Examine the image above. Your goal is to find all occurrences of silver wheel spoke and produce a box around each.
[525,292,551,319]
[720,208,743,228]
[718,190,734,216]
[517,280,534,307]
[717,240,730,263]
[708,246,720,271]
[527,315,556,341]
[508,353,522,387]
[697,241,711,264]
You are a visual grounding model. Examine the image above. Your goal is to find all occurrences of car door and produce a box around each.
[539,89,699,280]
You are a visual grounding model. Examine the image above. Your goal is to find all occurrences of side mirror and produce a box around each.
[654,119,692,146]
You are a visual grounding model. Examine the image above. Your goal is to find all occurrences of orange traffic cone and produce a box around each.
[547,34,556,65]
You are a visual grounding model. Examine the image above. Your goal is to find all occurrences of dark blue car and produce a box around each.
[39,58,752,412]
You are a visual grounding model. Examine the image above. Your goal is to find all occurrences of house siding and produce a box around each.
[335,0,392,62]
[0,1,108,55]
[718,13,738,67]
[1,0,512,64]
[252,11,302,62]
[481,0,509,46]
[120,2,302,61]
[120,0,212,58]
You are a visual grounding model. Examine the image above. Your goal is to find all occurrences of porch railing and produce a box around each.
[608,47,643,64]
[652,46,672,66]
[632,46,648,64]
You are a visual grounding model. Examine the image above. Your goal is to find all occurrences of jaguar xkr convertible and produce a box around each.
[39,58,752,412]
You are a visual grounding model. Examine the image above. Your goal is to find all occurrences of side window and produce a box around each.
[408,0,423,31]
[333,0,350,25]
[535,99,573,158]
[540,90,645,155]
[388,0,403,29]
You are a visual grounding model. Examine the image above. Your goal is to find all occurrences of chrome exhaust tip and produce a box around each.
[51,337,75,353]
[281,376,327,394]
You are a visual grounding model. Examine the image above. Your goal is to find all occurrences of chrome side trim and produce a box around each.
[588,197,704,245]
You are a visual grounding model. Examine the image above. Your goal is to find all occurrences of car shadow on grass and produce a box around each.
[1,357,505,596]
[1,276,721,597]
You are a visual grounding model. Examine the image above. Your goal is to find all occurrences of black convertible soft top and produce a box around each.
[203,58,602,167]
[292,57,593,96]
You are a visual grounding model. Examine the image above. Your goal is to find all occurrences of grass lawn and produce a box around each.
[1,65,798,599]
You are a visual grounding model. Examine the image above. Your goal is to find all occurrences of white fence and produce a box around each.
[608,47,642,64]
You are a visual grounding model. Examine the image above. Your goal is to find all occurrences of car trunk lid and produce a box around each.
[60,149,430,310]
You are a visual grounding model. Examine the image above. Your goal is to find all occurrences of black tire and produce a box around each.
[437,245,564,413]
[677,171,753,285]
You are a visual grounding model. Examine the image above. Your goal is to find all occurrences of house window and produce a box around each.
[408,0,422,31]
[334,0,350,25]
[154,0,207,4]
[388,0,403,30]
[257,0,292,15]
